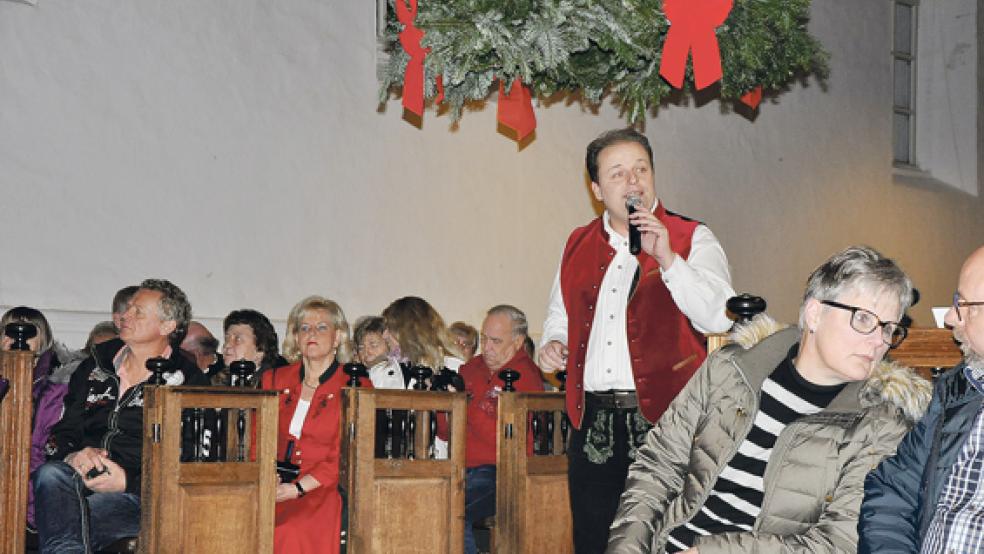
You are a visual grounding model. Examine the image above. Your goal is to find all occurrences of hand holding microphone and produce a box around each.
[625,195,643,255]
[625,195,676,269]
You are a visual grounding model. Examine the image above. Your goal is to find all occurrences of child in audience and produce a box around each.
[353,316,405,389]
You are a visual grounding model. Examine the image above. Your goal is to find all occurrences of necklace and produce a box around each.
[302,381,319,389]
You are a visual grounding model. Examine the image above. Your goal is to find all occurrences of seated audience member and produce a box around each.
[460,305,545,554]
[85,320,118,351]
[181,320,223,379]
[381,296,465,390]
[111,285,138,333]
[449,320,479,361]
[1,307,86,530]
[262,296,367,554]
[382,297,465,459]
[353,316,405,389]
[859,245,984,553]
[606,246,932,553]
[34,279,208,552]
[217,308,284,387]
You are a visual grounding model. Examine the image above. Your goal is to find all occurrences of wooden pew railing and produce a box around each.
[495,391,572,554]
[0,350,34,554]
[888,327,963,380]
[140,386,278,553]
[341,388,467,554]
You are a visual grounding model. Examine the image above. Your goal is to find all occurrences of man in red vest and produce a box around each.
[538,128,735,553]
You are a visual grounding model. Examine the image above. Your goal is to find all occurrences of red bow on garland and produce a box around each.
[396,0,443,116]
[497,79,536,141]
[659,0,733,90]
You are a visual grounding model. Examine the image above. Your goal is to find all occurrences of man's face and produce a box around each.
[119,289,175,347]
[181,322,216,370]
[946,252,984,366]
[480,313,525,372]
[591,141,657,227]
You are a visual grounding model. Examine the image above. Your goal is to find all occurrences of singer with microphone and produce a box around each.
[538,128,735,553]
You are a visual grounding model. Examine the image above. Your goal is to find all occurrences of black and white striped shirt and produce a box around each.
[666,347,844,552]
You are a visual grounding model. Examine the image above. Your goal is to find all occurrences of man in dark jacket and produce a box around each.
[33,279,208,553]
[860,245,984,553]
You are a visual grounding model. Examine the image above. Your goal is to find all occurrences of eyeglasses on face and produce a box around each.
[298,322,333,336]
[952,292,984,322]
[820,300,907,347]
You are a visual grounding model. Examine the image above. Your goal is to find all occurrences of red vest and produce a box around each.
[560,204,707,428]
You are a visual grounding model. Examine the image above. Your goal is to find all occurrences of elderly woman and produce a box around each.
[1,307,84,529]
[217,308,284,386]
[606,246,933,554]
[262,296,366,554]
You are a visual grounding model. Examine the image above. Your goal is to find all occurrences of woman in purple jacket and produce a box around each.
[1,306,85,529]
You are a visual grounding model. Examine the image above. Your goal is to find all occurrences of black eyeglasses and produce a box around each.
[953,292,984,322]
[820,300,907,347]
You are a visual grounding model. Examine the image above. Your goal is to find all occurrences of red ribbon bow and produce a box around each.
[396,0,428,116]
[497,79,536,141]
[659,0,733,90]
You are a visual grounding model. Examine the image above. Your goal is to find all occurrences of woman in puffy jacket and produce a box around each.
[607,246,933,554]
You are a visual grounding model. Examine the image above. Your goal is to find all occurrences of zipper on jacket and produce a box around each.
[100,371,142,455]
[660,357,759,547]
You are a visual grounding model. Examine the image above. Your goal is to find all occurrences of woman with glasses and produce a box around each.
[261,296,368,554]
[607,245,933,554]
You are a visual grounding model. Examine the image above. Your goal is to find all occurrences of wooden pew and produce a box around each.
[495,391,571,554]
[140,386,278,553]
[341,388,467,554]
[888,327,963,380]
[0,350,33,554]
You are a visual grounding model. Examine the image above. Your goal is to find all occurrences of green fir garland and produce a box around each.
[378,0,829,123]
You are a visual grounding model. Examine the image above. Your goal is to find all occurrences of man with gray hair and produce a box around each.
[458,305,545,554]
[860,245,984,553]
[34,278,208,552]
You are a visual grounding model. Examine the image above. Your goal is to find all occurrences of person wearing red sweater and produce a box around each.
[460,305,544,554]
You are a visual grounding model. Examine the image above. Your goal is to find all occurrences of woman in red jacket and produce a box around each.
[262,295,366,554]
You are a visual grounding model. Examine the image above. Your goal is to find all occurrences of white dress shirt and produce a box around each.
[540,204,735,392]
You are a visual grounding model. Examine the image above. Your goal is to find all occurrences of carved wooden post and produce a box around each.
[0,348,35,554]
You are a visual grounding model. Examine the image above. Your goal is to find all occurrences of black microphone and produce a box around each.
[625,195,642,255]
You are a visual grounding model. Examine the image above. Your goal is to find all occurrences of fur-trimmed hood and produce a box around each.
[730,313,932,423]
[48,341,89,384]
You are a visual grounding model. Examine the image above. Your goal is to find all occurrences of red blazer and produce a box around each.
[261,361,371,554]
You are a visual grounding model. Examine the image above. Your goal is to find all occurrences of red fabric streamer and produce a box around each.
[659,0,733,90]
[497,79,536,140]
[396,0,427,116]
[740,85,763,109]
[435,75,445,105]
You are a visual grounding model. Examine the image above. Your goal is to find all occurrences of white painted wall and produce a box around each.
[915,0,978,194]
[0,0,981,349]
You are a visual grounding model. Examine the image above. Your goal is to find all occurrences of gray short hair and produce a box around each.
[799,245,914,328]
[486,305,528,337]
[139,279,192,346]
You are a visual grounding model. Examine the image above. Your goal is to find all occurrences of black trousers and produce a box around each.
[567,399,647,554]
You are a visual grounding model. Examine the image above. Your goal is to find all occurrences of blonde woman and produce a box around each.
[262,296,368,554]
[381,296,465,389]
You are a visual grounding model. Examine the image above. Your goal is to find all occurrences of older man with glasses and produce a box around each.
[861,245,984,553]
